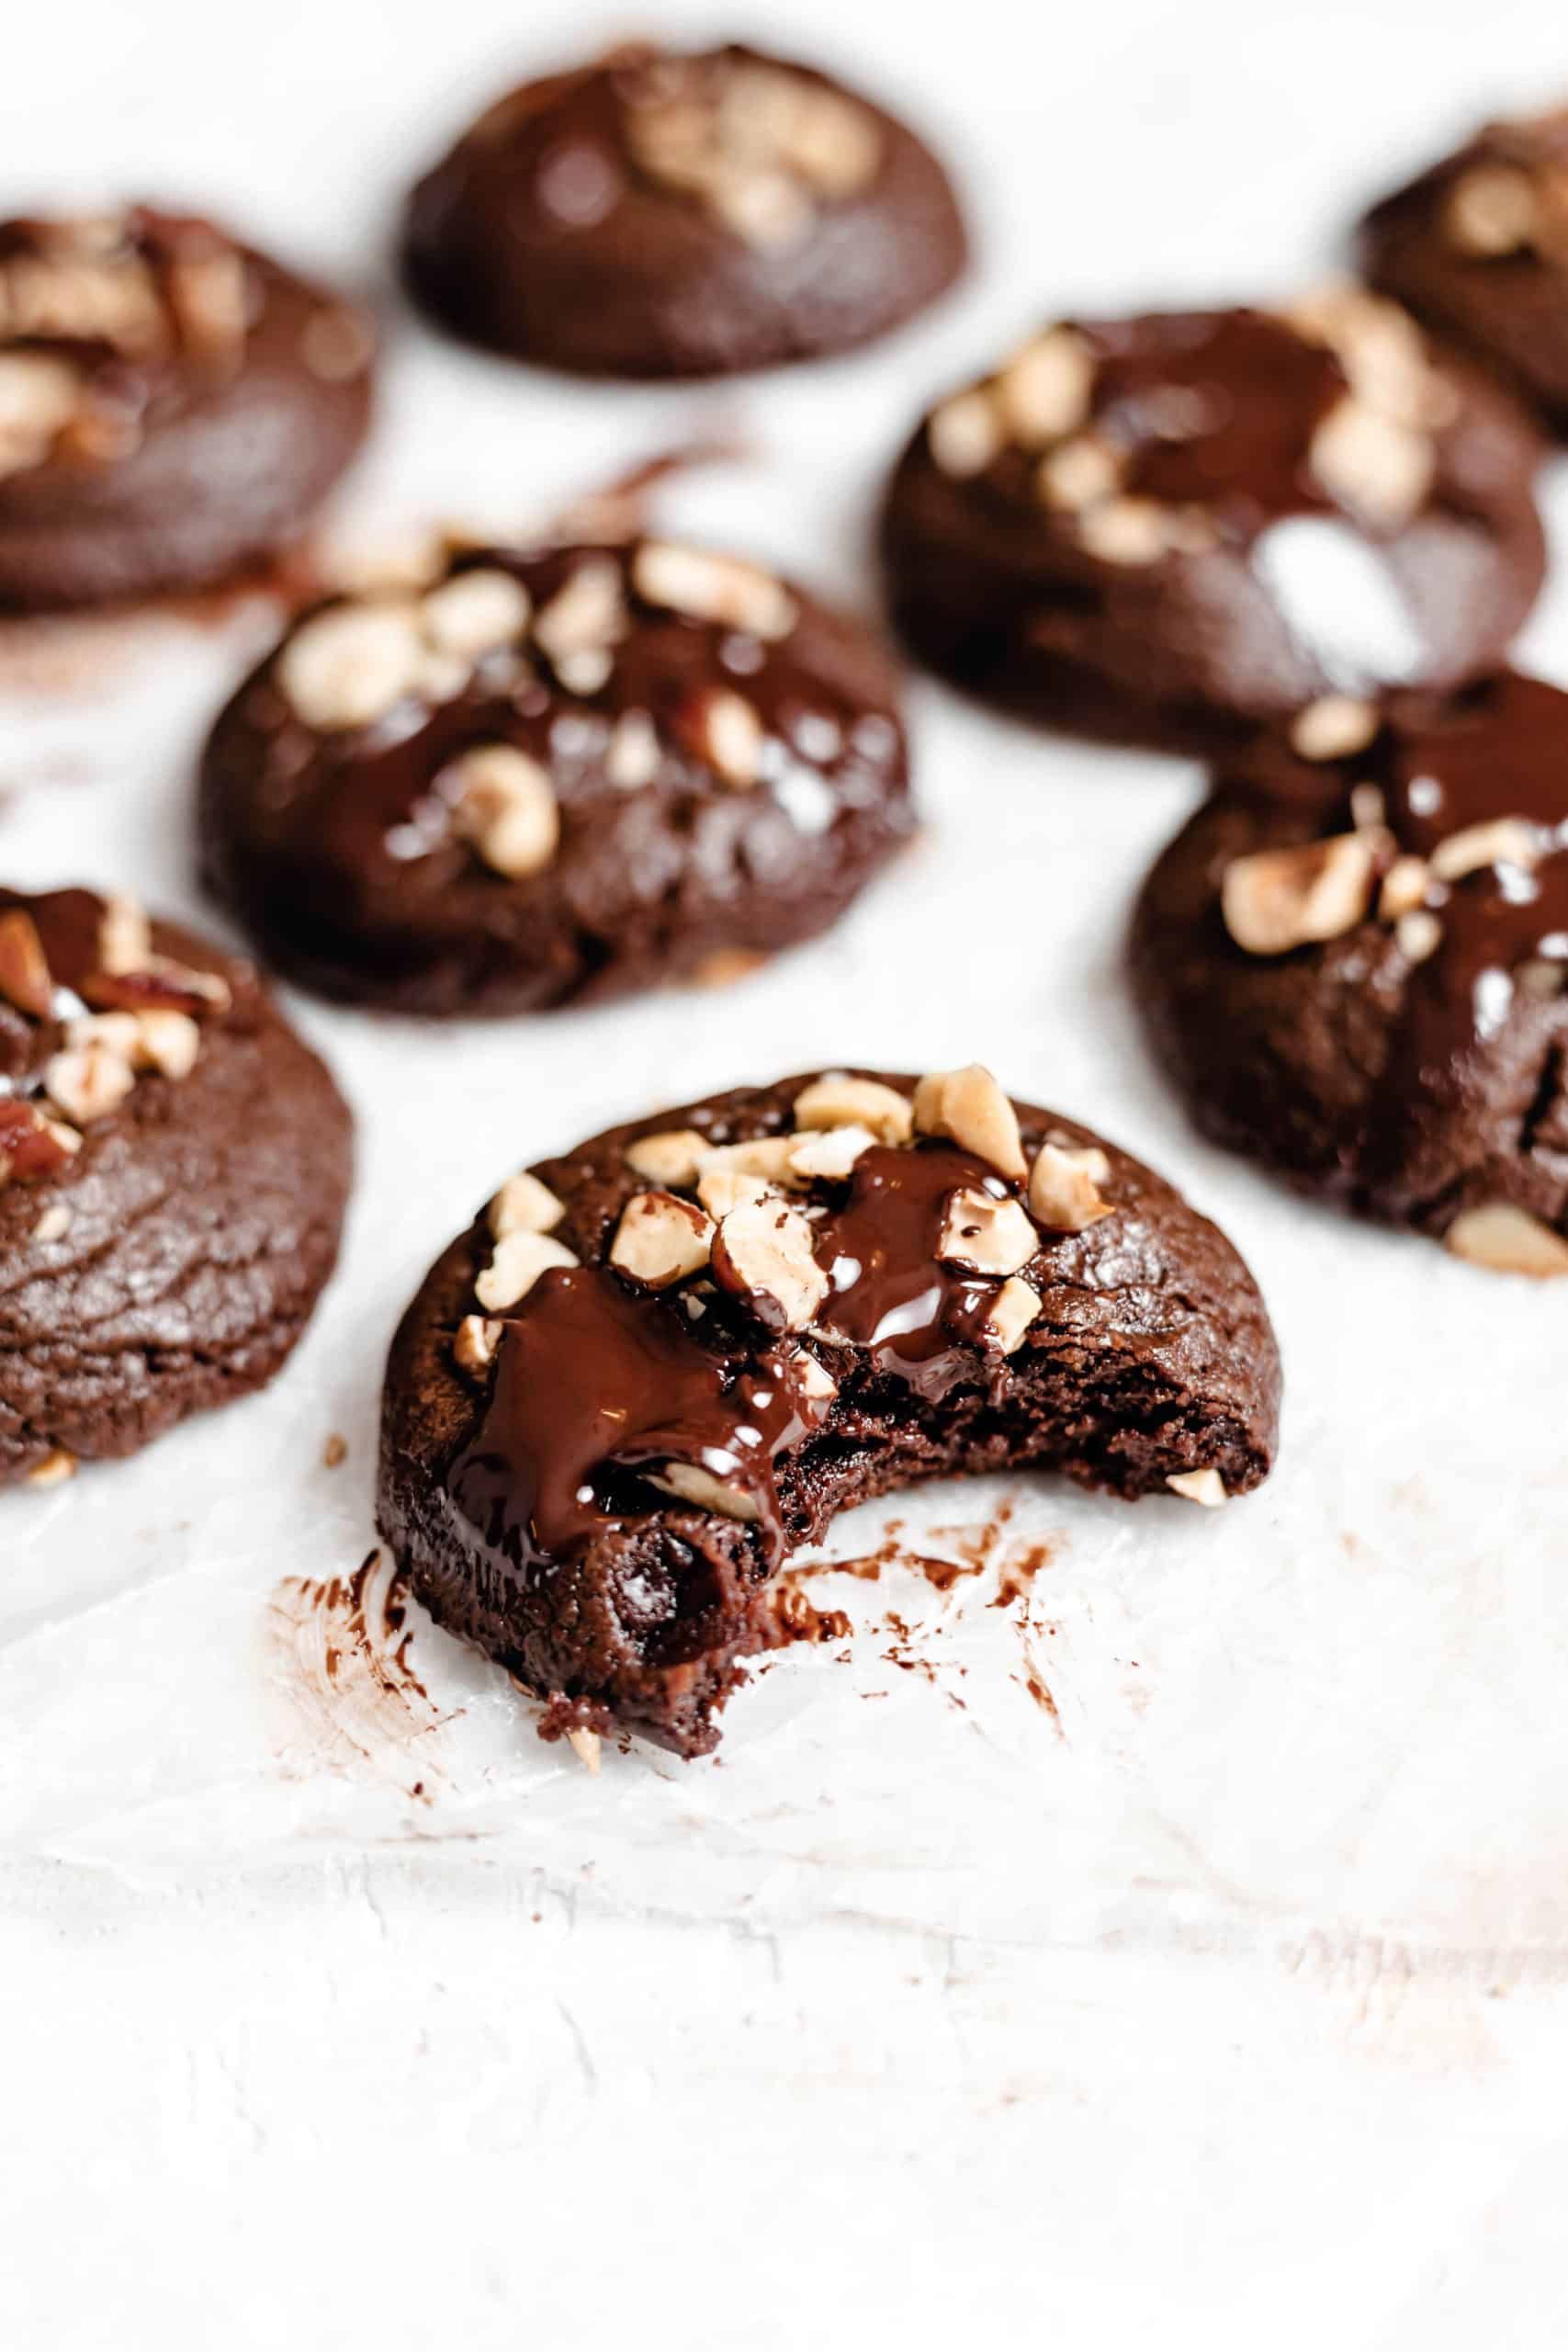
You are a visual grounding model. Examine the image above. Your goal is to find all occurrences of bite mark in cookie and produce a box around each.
[377,1069,1280,1755]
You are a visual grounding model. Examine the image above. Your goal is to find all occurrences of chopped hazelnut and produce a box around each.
[1029,1142,1113,1233]
[26,1448,77,1489]
[97,893,151,976]
[711,170,814,250]
[475,1229,578,1312]
[1036,433,1121,512]
[555,647,615,697]
[1446,164,1540,255]
[1396,910,1443,964]
[792,1073,913,1145]
[609,1190,715,1287]
[1428,817,1540,882]
[489,1170,566,1238]
[605,710,661,789]
[1444,1201,1568,1277]
[1308,396,1434,527]
[626,1129,709,1187]
[995,327,1095,447]
[0,351,81,478]
[455,1314,502,1373]
[1290,695,1379,763]
[691,687,764,786]
[1077,496,1189,566]
[1221,832,1378,956]
[0,908,53,1019]
[928,388,1003,479]
[912,1065,1027,1181]
[279,600,429,731]
[421,568,530,661]
[632,540,797,640]
[1167,1467,1228,1508]
[696,1165,772,1219]
[133,1010,202,1080]
[448,743,560,878]
[44,1038,136,1126]
[711,1195,828,1330]
[791,1350,838,1402]
[566,1726,603,1773]
[1378,855,1432,922]
[788,1124,876,1182]
[533,557,626,669]
[938,1187,1039,1276]
[648,1461,762,1521]
[978,1275,1042,1355]
[32,1203,71,1244]
[1349,783,1387,831]
[698,1135,806,1192]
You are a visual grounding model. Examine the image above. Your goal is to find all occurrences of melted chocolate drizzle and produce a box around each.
[251,542,901,893]
[446,1139,1031,1581]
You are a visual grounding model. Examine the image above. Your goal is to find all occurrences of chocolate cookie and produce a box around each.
[0,205,373,610]
[1362,107,1568,433]
[881,289,1545,752]
[0,886,351,1486]
[401,40,967,379]
[378,1065,1280,1755]
[1131,672,1568,1270]
[198,535,914,1014]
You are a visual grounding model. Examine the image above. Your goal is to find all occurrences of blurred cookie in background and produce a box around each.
[401,40,967,378]
[198,534,915,1014]
[0,205,373,611]
[1130,671,1568,1272]
[881,290,1544,754]
[1362,106,1568,432]
[0,884,352,1487]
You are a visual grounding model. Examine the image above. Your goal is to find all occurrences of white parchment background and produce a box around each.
[4,2,1568,2345]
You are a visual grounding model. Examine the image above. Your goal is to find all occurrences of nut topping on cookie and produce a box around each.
[937,1188,1039,1275]
[976,1276,1042,1355]
[476,1228,579,1313]
[632,540,797,639]
[1029,1143,1112,1233]
[1222,832,1379,956]
[912,1064,1028,1181]
[1444,1201,1568,1276]
[711,1195,828,1331]
[793,1074,914,1144]
[1291,695,1380,763]
[647,1461,762,1521]
[1428,817,1540,882]
[609,1191,716,1287]
[1167,1467,1228,1507]
[0,909,53,1019]
[449,744,560,877]
[421,568,531,660]
[489,1170,566,1238]
[625,1128,709,1186]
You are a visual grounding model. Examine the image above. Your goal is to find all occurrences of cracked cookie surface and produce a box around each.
[0,885,352,1484]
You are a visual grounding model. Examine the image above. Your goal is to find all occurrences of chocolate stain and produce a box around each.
[264,1546,457,1799]
[773,1500,1063,1726]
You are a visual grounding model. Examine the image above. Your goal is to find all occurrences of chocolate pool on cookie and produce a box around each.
[1362,105,1568,434]
[0,206,373,610]
[1132,671,1568,1270]
[0,886,351,1486]
[881,288,1544,752]
[198,535,914,1015]
[401,40,967,378]
[378,1065,1280,1756]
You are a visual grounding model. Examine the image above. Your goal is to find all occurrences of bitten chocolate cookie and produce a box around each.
[378,1064,1280,1755]
[401,40,967,378]
[198,535,914,1014]
[881,288,1544,752]
[1131,672,1568,1271]
[0,886,351,1486]
[0,205,373,610]
[1362,106,1568,433]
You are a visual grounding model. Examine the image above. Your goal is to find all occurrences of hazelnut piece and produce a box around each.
[609,1190,716,1287]
[1221,832,1378,956]
[711,1196,828,1331]
[912,1065,1027,1181]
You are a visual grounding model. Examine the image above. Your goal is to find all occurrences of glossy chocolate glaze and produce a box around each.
[446,1139,1024,1583]
[237,542,905,914]
[972,311,1348,544]
[1312,675,1568,1092]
